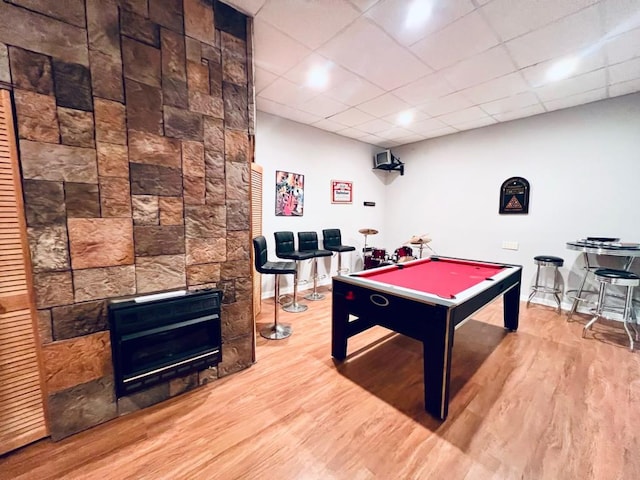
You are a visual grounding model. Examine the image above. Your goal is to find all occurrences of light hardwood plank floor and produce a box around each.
[1,288,640,480]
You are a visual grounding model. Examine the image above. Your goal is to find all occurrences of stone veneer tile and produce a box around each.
[86,0,119,56]
[217,279,235,304]
[184,36,200,62]
[65,182,100,218]
[161,28,186,81]
[221,300,252,340]
[89,49,124,103]
[203,117,224,153]
[37,309,53,344]
[68,218,134,269]
[226,199,249,231]
[73,265,136,302]
[208,58,223,98]
[132,195,159,225]
[226,230,250,261]
[134,225,185,256]
[198,367,217,386]
[7,0,87,28]
[218,334,253,377]
[125,79,163,135]
[201,44,220,64]
[169,372,198,397]
[235,276,252,300]
[122,36,161,88]
[221,31,246,62]
[183,175,205,205]
[130,163,182,196]
[182,140,205,177]
[222,82,248,130]
[100,177,132,217]
[51,300,108,341]
[22,179,66,227]
[94,98,127,145]
[185,204,226,238]
[52,59,93,111]
[119,0,148,16]
[0,43,9,84]
[27,225,70,273]
[225,161,249,201]
[13,89,59,143]
[0,1,88,65]
[32,271,74,309]
[20,140,98,182]
[184,0,215,46]
[224,129,248,163]
[189,92,223,118]
[150,0,184,34]
[163,106,203,141]
[117,382,168,417]
[7,46,53,94]
[42,331,112,393]
[204,149,225,180]
[222,50,247,87]
[159,196,183,225]
[135,254,186,293]
[205,176,226,205]
[186,262,221,286]
[58,107,95,148]
[221,260,250,280]
[186,237,226,265]
[120,9,160,47]
[97,142,129,178]
[128,130,181,167]
[48,376,116,441]
[187,60,209,94]
[162,76,189,109]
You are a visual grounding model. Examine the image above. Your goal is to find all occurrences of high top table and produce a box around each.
[566,240,640,320]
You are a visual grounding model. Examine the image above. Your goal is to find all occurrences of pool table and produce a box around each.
[331,256,522,420]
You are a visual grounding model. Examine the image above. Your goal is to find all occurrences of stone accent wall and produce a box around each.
[0,0,254,440]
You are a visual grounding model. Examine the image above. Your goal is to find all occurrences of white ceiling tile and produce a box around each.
[505,5,602,68]
[357,92,411,117]
[259,77,319,105]
[543,88,607,111]
[318,17,432,91]
[297,94,349,118]
[336,127,371,139]
[423,126,458,138]
[255,67,279,93]
[535,68,607,101]
[357,117,396,134]
[312,118,349,133]
[481,0,599,41]
[328,107,376,126]
[392,72,455,105]
[223,0,267,16]
[609,57,640,84]
[357,133,386,145]
[364,0,476,46]
[480,92,541,115]
[493,104,546,122]
[441,46,518,90]
[376,125,417,140]
[253,20,312,75]
[436,106,491,126]
[381,108,431,126]
[453,116,498,131]
[257,97,324,124]
[392,133,427,146]
[459,72,530,104]
[609,77,640,96]
[258,0,361,50]
[411,11,500,70]
[603,0,640,33]
[520,51,606,88]
[408,117,449,134]
[348,0,383,13]
[323,73,385,106]
[419,91,473,116]
[605,27,640,64]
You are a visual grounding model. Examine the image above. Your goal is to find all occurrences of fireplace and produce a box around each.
[108,289,223,397]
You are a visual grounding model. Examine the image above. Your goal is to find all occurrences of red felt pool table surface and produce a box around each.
[357,257,506,298]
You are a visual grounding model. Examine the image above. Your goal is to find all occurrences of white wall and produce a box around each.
[255,94,640,313]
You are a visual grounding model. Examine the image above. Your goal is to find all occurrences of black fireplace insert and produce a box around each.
[108,289,222,397]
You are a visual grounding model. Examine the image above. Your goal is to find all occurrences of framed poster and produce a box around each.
[331,180,353,204]
[275,170,304,216]
[499,177,530,214]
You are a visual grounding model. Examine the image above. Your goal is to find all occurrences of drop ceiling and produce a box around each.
[224,0,640,148]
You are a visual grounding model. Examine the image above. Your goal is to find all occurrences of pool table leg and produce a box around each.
[422,310,454,421]
[331,298,348,360]
[503,278,521,331]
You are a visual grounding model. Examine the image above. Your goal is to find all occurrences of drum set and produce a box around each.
[359,228,432,270]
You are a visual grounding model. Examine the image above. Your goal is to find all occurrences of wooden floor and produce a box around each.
[2,288,640,480]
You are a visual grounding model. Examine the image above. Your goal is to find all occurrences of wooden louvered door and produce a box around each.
[250,162,263,320]
[0,89,48,454]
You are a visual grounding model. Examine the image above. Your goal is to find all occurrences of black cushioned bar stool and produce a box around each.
[274,231,313,313]
[526,255,564,313]
[252,236,297,340]
[298,231,332,301]
[583,268,639,351]
[322,229,356,276]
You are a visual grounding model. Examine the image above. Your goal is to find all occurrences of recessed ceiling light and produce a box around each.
[307,64,330,90]
[545,57,579,83]
[405,0,433,29]
[397,110,414,126]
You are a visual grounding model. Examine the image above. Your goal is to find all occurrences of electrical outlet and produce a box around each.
[502,241,519,250]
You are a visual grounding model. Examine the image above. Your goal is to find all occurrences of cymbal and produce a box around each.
[406,234,432,244]
[359,228,379,235]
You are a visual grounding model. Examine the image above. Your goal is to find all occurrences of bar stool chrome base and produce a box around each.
[283,301,307,313]
[526,255,564,314]
[260,323,292,340]
[304,291,325,301]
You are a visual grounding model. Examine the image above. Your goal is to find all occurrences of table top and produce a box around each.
[337,256,521,307]
[566,240,640,257]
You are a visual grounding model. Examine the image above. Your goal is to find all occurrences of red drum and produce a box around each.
[364,255,382,270]
[371,248,387,259]
[394,246,415,263]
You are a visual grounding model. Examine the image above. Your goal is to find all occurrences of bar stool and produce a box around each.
[274,231,313,313]
[252,236,297,340]
[298,231,332,301]
[583,268,639,351]
[322,229,356,275]
[526,255,564,313]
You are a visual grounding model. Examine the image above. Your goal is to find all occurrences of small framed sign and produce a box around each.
[499,177,530,214]
[331,180,353,204]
